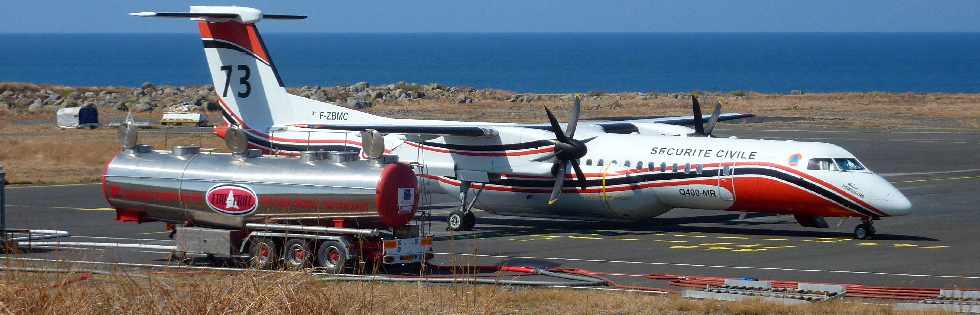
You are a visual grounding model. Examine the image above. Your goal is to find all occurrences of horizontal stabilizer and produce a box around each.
[130,6,305,24]
[292,124,499,137]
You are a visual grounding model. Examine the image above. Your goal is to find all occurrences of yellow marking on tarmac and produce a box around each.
[762,238,788,241]
[617,238,640,241]
[856,242,879,246]
[920,245,949,249]
[669,245,699,249]
[732,248,766,252]
[717,236,749,240]
[735,244,761,248]
[699,242,733,246]
[893,243,919,248]
[706,246,732,250]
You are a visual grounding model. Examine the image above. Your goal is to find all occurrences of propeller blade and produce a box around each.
[532,151,559,162]
[543,107,569,142]
[566,95,582,138]
[704,101,722,137]
[548,161,568,205]
[570,159,587,189]
[579,136,598,144]
[692,95,705,136]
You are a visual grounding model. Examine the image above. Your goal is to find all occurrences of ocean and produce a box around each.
[2,33,980,93]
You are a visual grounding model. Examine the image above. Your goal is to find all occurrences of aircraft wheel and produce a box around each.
[462,211,476,230]
[447,211,475,231]
[248,237,279,269]
[316,240,348,274]
[854,223,874,240]
[283,239,313,270]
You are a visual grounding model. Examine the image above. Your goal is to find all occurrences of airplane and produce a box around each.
[131,6,912,240]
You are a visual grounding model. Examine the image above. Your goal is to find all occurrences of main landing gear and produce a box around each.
[448,181,482,231]
[853,218,877,240]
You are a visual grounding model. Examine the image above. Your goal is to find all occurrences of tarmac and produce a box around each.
[3,125,980,290]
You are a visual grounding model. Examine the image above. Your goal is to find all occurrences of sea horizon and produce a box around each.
[3,32,980,93]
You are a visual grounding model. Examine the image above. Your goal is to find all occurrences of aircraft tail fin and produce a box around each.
[132,6,381,137]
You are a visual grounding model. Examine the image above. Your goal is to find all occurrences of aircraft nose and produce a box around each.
[870,184,912,216]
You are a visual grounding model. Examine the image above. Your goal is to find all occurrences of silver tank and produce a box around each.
[103,145,419,229]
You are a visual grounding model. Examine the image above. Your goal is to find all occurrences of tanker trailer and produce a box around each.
[102,128,432,272]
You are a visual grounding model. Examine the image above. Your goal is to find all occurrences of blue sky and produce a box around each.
[3,1,980,33]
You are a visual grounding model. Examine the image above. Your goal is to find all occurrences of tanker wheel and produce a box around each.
[316,240,348,274]
[284,239,313,270]
[248,238,279,269]
[447,210,476,231]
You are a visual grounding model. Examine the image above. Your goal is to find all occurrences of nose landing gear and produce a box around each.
[853,218,877,240]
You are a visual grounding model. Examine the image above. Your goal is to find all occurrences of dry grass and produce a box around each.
[0,267,949,315]
[2,92,980,184]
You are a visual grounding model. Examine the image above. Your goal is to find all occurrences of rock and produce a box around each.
[28,99,45,112]
[0,103,9,111]
[83,91,96,98]
[132,102,153,112]
[345,97,372,109]
[113,102,128,111]
[350,82,369,92]
[0,90,13,98]
[82,102,96,109]
[132,88,145,97]
[455,95,474,104]
[141,82,155,90]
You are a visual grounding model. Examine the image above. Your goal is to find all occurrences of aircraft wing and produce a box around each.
[516,113,755,134]
[592,113,754,134]
[291,124,499,137]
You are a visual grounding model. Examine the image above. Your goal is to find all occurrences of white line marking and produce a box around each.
[434,252,980,281]
[5,183,100,189]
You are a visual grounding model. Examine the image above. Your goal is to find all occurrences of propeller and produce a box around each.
[532,95,596,205]
[691,95,723,137]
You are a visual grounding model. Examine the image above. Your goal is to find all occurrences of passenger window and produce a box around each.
[672,163,678,173]
[597,159,604,166]
[636,162,643,170]
[661,162,667,172]
[648,162,655,170]
[684,163,691,174]
[624,160,631,167]
[611,160,618,165]
[586,159,593,166]
[696,164,703,174]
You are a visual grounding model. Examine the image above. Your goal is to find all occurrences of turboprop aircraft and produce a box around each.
[131,6,912,239]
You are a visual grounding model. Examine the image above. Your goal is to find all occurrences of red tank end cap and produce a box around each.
[375,163,419,228]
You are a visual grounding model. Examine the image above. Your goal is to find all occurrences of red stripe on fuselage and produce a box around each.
[419,174,864,217]
[403,141,554,157]
[198,21,270,64]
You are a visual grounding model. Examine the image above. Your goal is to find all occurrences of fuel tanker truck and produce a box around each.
[102,123,433,272]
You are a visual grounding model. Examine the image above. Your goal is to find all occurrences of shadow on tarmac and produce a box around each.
[432,212,938,242]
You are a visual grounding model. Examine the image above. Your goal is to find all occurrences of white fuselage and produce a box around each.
[230,124,912,221]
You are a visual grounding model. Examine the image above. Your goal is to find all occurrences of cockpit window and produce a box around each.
[807,158,836,171]
[807,158,865,171]
[834,158,866,171]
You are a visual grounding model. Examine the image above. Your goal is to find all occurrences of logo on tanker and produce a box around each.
[205,184,258,215]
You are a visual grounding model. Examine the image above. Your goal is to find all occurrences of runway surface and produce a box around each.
[3,126,980,290]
